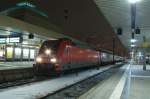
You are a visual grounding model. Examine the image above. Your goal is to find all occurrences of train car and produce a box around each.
[33,38,123,76]
[115,55,124,62]
[100,51,113,65]
[33,38,100,75]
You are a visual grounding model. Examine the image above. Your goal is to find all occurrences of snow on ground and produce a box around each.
[0,61,33,70]
[0,65,114,99]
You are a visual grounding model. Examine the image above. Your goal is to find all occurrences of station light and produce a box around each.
[130,39,137,43]
[131,44,136,47]
[128,0,141,3]
[130,51,134,59]
[138,52,143,57]
[0,51,3,57]
[16,2,36,8]
[50,58,57,63]
[45,49,51,55]
[36,57,42,63]
[22,41,28,45]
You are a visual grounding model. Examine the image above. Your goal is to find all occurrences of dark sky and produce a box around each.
[0,0,19,11]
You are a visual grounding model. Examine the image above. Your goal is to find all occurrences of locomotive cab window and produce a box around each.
[39,40,60,54]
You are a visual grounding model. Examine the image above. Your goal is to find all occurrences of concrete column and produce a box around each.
[28,48,30,62]
[112,37,115,64]
[4,44,7,62]
[21,45,23,62]
[143,56,146,70]
[12,44,15,61]
[143,49,146,71]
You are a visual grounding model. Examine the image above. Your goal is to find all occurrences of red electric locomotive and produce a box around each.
[33,38,124,76]
[33,38,100,75]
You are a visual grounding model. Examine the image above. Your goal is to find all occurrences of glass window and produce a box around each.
[14,47,21,59]
[30,49,35,59]
[39,40,60,54]
[23,48,29,59]
[6,47,13,59]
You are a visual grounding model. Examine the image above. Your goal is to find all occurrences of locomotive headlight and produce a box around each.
[36,57,42,63]
[50,58,57,63]
[45,49,51,55]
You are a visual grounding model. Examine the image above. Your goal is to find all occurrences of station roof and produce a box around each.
[0,0,127,56]
[0,15,92,49]
[2,0,150,55]
[94,0,150,50]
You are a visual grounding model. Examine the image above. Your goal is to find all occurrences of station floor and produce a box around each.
[125,64,150,99]
[78,63,150,99]
[0,61,33,70]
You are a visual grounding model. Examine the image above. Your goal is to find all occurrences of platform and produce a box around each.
[123,64,150,99]
[78,63,150,99]
[78,64,128,99]
[0,61,33,70]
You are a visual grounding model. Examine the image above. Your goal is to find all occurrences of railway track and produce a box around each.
[41,63,124,99]
[0,77,48,89]
[0,63,125,99]
[0,67,50,89]
[0,68,34,83]
[0,63,124,95]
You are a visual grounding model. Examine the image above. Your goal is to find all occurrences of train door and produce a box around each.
[67,45,72,69]
[98,52,101,65]
[60,40,72,70]
[63,45,70,70]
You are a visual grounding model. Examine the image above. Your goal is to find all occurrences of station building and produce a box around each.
[0,2,62,61]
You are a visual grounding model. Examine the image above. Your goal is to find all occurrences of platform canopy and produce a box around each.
[94,0,150,50]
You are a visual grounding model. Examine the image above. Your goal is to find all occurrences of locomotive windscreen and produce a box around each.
[39,40,60,54]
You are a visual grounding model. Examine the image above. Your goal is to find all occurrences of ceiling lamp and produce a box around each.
[131,44,136,47]
[130,39,137,43]
[16,2,36,8]
[128,0,141,3]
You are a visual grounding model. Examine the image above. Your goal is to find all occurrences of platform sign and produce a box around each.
[9,37,20,43]
[0,37,21,43]
[0,38,6,43]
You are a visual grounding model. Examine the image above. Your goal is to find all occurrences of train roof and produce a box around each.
[56,38,119,55]
[57,37,94,50]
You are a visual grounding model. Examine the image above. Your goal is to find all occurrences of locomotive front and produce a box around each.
[33,40,60,75]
